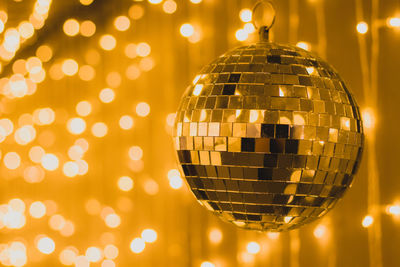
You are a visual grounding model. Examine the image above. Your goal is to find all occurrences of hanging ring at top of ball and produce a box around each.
[252,0,276,41]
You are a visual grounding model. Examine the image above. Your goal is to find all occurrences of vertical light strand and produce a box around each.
[316,0,327,58]
[368,0,383,266]
[289,230,300,267]
[355,0,371,95]
[315,1,336,266]
[288,0,300,266]
[288,0,299,44]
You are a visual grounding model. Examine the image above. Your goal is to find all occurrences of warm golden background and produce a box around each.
[0,0,398,266]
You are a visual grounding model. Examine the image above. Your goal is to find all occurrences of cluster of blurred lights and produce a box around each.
[235,9,256,42]
[179,23,202,43]
[0,0,51,64]
[356,16,400,34]
[0,241,27,266]
[0,1,397,266]
[167,169,183,189]
[130,229,157,254]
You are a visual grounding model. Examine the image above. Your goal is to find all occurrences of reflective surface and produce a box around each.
[174,42,364,231]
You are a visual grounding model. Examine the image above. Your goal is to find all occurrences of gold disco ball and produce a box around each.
[173,1,363,231]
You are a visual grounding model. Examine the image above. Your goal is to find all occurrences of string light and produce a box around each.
[36,236,55,254]
[296,41,311,51]
[114,16,130,31]
[148,0,163,4]
[387,205,400,215]
[168,169,183,189]
[362,108,376,130]
[99,34,117,51]
[163,0,177,14]
[117,176,134,192]
[239,9,252,23]
[235,29,248,41]
[130,238,145,253]
[136,102,150,117]
[63,19,80,36]
[80,20,96,37]
[356,21,368,34]
[208,228,223,244]
[200,262,215,267]
[180,23,195,37]
[246,242,260,254]
[141,229,158,243]
[387,17,400,28]
[362,215,374,228]
[313,224,327,239]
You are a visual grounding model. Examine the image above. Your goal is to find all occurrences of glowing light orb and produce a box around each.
[130,238,145,254]
[37,236,55,254]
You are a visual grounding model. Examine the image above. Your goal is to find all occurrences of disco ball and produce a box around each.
[173,3,363,232]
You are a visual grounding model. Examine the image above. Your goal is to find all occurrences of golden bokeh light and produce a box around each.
[296,41,311,51]
[4,152,21,170]
[36,45,53,62]
[141,229,157,243]
[239,8,252,23]
[29,201,47,219]
[117,176,134,192]
[168,169,183,189]
[135,102,150,117]
[19,21,35,39]
[387,17,400,28]
[104,213,121,228]
[362,215,374,228]
[114,16,130,31]
[356,21,368,34]
[80,20,96,37]
[128,146,143,161]
[200,262,215,267]
[86,247,103,263]
[136,42,151,57]
[130,238,145,254]
[67,117,87,135]
[106,71,122,88]
[91,122,108,138]
[76,100,92,117]
[119,115,134,130]
[36,236,56,254]
[62,59,79,76]
[63,18,80,36]
[63,161,80,177]
[128,4,145,20]
[99,88,115,103]
[41,153,59,171]
[79,0,94,5]
[78,64,96,81]
[99,34,117,51]
[59,247,78,265]
[246,241,260,254]
[148,0,163,4]
[235,29,248,41]
[124,43,137,58]
[208,228,223,244]
[163,0,177,14]
[104,244,119,260]
[314,224,327,239]
[180,23,194,37]
[143,178,159,195]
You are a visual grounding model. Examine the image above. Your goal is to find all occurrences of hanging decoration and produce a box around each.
[173,0,364,231]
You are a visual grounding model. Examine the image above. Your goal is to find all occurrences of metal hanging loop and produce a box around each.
[252,0,276,41]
